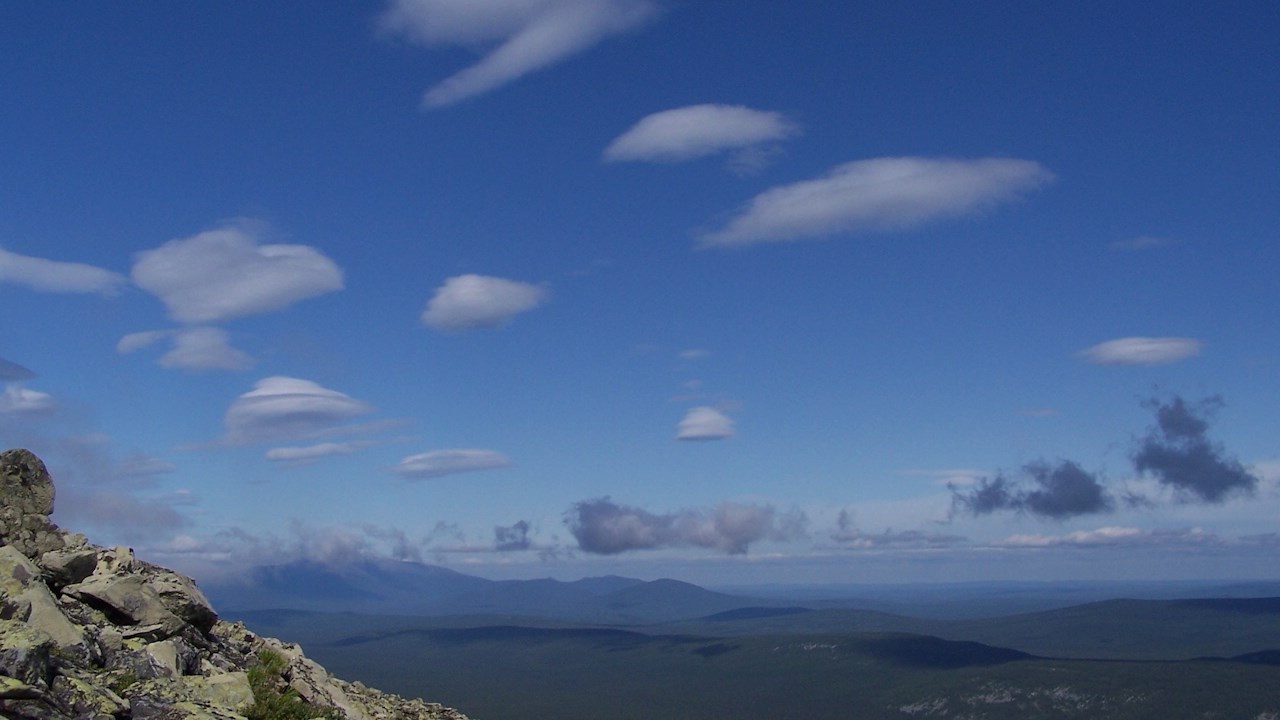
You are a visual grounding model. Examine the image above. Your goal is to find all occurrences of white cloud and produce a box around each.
[391,449,512,479]
[378,0,660,108]
[1077,337,1202,366]
[678,349,710,360]
[676,406,734,441]
[0,248,127,295]
[999,526,1216,548]
[117,331,168,355]
[131,224,343,324]
[0,383,55,415]
[901,468,988,488]
[421,274,548,330]
[700,156,1053,247]
[223,377,375,445]
[158,328,254,372]
[119,327,254,372]
[603,104,799,163]
[265,442,371,463]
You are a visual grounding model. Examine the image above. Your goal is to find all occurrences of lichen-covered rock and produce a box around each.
[39,547,98,590]
[0,449,65,559]
[63,574,186,637]
[0,618,54,687]
[0,449,473,720]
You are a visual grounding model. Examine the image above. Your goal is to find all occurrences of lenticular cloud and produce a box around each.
[421,274,548,330]
[223,376,374,445]
[700,156,1053,247]
[604,104,799,163]
[131,224,343,324]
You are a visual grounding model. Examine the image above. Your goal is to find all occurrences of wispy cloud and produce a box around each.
[265,441,375,464]
[391,448,512,480]
[998,526,1216,549]
[378,0,661,108]
[131,223,343,324]
[222,376,376,445]
[676,406,734,441]
[566,498,806,555]
[700,156,1052,247]
[831,510,965,549]
[1133,396,1258,503]
[118,327,254,372]
[0,248,127,295]
[1077,337,1202,366]
[0,384,56,416]
[604,104,799,163]
[421,274,548,330]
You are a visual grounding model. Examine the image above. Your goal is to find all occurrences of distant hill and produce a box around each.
[205,558,784,623]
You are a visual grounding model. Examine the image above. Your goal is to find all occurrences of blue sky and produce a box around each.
[3,1,1279,587]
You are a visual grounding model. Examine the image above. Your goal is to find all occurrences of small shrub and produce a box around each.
[246,649,341,720]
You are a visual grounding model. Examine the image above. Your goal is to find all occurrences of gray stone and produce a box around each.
[0,449,65,559]
[148,570,218,633]
[63,574,184,636]
[38,548,98,589]
[0,618,54,687]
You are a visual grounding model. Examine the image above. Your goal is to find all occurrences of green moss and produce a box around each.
[246,649,341,720]
[108,670,139,695]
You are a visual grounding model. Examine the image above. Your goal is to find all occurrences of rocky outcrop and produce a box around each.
[0,449,469,720]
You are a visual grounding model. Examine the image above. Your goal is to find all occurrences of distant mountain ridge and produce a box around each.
[206,558,777,623]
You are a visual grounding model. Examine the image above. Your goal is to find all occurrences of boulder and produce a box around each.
[0,449,64,559]
[62,574,185,637]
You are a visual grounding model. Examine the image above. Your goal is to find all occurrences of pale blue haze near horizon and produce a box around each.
[2,1,1278,587]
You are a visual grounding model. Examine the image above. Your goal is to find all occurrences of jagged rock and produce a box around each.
[39,547,98,590]
[145,568,218,634]
[0,449,65,559]
[0,448,472,720]
[63,574,186,637]
[0,618,54,687]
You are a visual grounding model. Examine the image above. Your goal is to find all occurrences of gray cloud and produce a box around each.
[950,460,1111,519]
[55,491,191,542]
[565,498,807,555]
[0,357,36,381]
[391,448,512,480]
[1133,396,1258,503]
[495,520,532,551]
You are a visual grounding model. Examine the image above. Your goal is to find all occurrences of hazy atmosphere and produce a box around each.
[3,1,1278,587]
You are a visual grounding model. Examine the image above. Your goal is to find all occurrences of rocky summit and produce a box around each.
[0,448,470,720]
